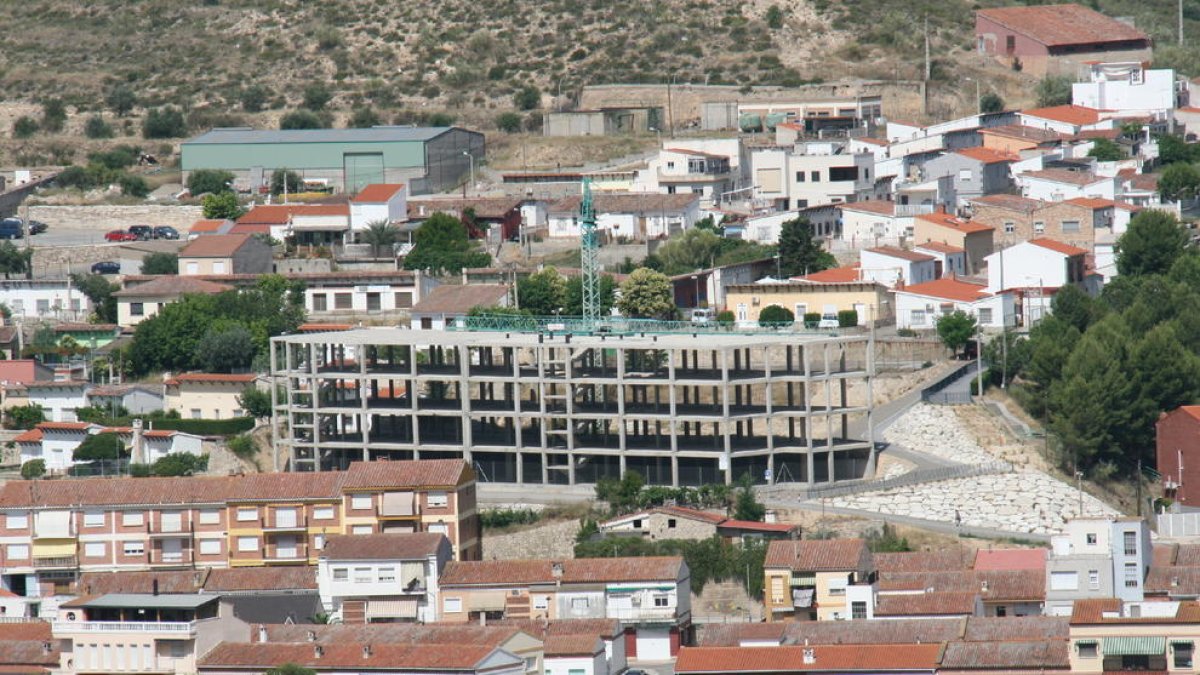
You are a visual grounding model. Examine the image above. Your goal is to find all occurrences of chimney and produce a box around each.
[131,418,145,465]
[314,645,324,659]
[258,625,268,643]
[363,644,373,659]
[980,580,989,593]
[42,642,52,655]
[152,578,159,596]
[551,562,564,578]
[802,648,815,665]
[307,630,317,642]
[479,612,487,627]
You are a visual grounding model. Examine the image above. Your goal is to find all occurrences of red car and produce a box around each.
[104,230,137,242]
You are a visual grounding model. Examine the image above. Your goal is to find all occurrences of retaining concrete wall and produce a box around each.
[27,205,204,232]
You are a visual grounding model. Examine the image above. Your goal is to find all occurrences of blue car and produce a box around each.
[91,261,120,275]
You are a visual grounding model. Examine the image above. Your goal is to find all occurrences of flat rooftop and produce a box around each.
[272,328,865,349]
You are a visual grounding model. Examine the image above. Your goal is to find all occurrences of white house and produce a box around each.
[110,426,206,464]
[859,247,937,288]
[543,636,608,675]
[350,183,408,234]
[913,242,967,278]
[750,142,877,211]
[1073,63,1176,116]
[300,271,425,318]
[1017,169,1118,202]
[24,380,88,423]
[409,284,511,330]
[984,238,1098,326]
[317,532,453,624]
[634,147,736,207]
[547,193,700,240]
[1018,105,1115,136]
[0,280,90,322]
[838,201,911,248]
[893,278,1014,330]
[16,422,103,473]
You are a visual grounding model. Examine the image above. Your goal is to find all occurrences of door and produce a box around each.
[160,511,182,532]
[275,508,297,528]
[853,303,866,325]
[636,627,672,660]
[161,537,183,564]
[275,535,298,559]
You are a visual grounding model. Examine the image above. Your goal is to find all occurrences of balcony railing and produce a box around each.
[33,555,77,569]
[605,606,680,621]
[54,621,195,633]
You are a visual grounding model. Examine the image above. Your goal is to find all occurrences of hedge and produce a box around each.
[837,309,858,327]
[95,416,256,436]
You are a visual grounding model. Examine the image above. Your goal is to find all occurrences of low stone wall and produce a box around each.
[27,205,204,232]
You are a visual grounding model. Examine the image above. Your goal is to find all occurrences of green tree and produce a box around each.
[514,85,541,111]
[187,169,235,196]
[120,174,150,198]
[5,404,44,430]
[517,267,568,315]
[72,273,119,323]
[194,324,256,373]
[84,115,114,139]
[20,459,45,479]
[1125,322,1200,460]
[402,213,491,275]
[936,310,978,358]
[1117,210,1190,276]
[616,268,676,319]
[1087,138,1124,162]
[107,85,137,116]
[238,387,273,419]
[73,433,126,461]
[496,112,523,133]
[12,116,37,139]
[1034,75,1073,107]
[1052,284,1103,334]
[227,434,259,459]
[777,217,835,277]
[979,92,1005,113]
[348,107,381,128]
[239,85,270,112]
[140,252,178,275]
[758,304,795,325]
[595,471,646,514]
[361,220,399,258]
[0,242,32,279]
[202,192,245,220]
[151,453,208,477]
[1158,134,1200,166]
[280,110,325,130]
[142,106,187,138]
[1159,162,1200,201]
[655,228,723,275]
[41,98,67,133]
[270,169,303,196]
[733,474,766,521]
[765,5,784,29]
[303,83,333,111]
[564,275,616,316]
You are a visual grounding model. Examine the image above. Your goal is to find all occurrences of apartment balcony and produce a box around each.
[262,516,309,532]
[605,606,683,622]
[54,620,196,634]
[33,555,77,569]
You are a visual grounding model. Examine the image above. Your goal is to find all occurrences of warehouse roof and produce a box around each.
[184,126,457,145]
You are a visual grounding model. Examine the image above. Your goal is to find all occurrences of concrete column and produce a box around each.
[269,339,281,472]
[721,348,732,485]
[458,345,472,465]
[360,350,369,463]
[308,342,320,470]
[410,343,420,452]
[803,344,814,487]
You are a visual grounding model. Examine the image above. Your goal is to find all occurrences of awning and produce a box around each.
[32,540,75,557]
[367,598,418,619]
[1103,637,1166,656]
[290,220,348,231]
[792,589,815,608]
[467,594,508,611]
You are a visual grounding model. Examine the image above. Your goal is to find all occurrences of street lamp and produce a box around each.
[691,274,700,308]
[461,150,475,194]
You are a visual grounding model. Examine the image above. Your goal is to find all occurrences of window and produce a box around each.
[427,491,448,508]
[958,169,973,182]
[1175,642,1194,668]
[444,597,463,613]
[525,657,538,673]
[354,567,372,583]
[7,512,28,529]
[130,302,144,317]
[1088,570,1100,590]
[36,299,49,315]
[1124,531,1137,556]
[1062,220,1080,233]
[312,294,327,312]
[910,310,926,326]
[186,261,199,274]
[237,508,257,522]
[395,292,412,308]
[367,293,381,311]
[237,536,258,552]
[1086,533,1097,545]
[428,523,449,536]
[213,261,227,274]
[84,543,105,558]
[378,567,396,583]
[199,509,220,525]
[1077,641,1098,658]
[653,595,670,607]
[123,541,145,556]
[352,525,373,535]
[7,544,28,560]
[533,595,549,610]
[1125,562,1139,588]
[978,308,993,325]
[314,506,334,520]
[852,601,867,619]
[1050,571,1078,591]
[122,511,144,527]
[632,519,643,529]
[199,539,221,555]
[1003,221,1015,234]
[571,597,589,610]
[335,293,353,310]
[667,519,677,529]
[333,568,349,581]
[569,669,586,675]
[1034,221,1045,235]
[795,171,806,183]
[810,171,820,182]
[351,495,373,510]
[995,606,1007,617]
[314,534,325,550]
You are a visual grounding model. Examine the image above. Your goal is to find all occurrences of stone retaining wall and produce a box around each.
[27,205,203,232]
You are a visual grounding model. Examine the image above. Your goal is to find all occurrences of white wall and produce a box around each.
[894,291,1013,329]
[1019,176,1117,202]
[350,187,408,232]
[840,209,910,245]
[28,388,88,423]
[985,242,1071,292]
[1073,66,1175,114]
[544,653,606,675]
[859,251,936,288]
[0,282,90,322]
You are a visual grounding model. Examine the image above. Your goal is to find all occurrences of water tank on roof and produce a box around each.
[739,114,763,133]
[764,113,789,131]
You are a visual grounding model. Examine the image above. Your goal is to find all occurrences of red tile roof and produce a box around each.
[973,548,1047,571]
[0,623,51,641]
[37,422,96,431]
[898,278,992,303]
[971,194,1047,214]
[112,275,234,298]
[1065,197,1118,209]
[940,640,1069,669]
[981,125,1064,144]
[341,459,470,489]
[913,241,965,255]
[874,550,972,573]
[875,591,979,617]
[298,323,353,332]
[916,211,994,234]
[322,533,447,560]
[764,539,871,572]
[189,219,230,234]
[178,233,258,258]
[410,284,511,315]
[963,615,1069,642]
[54,323,118,333]
[164,372,260,386]
[13,429,42,443]
[199,643,505,670]
[238,204,349,225]
[865,246,935,263]
[1028,238,1088,256]
[718,519,800,534]
[353,184,406,203]
[955,147,1019,164]
[492,618,621,640]
[675,644,943,673]
[1020,168,1107,187]
[204,566,318,591]
[976,4,1149,48]
[839,201,896,216]
[1021,104,1103,126]
[440,557,684,586]
[543,635,604,656]
[258,623,524,647]
[799,265,862,283]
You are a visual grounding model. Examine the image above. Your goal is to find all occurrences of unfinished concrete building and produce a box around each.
[269,329,875,487]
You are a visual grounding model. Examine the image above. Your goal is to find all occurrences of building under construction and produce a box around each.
[269,328,876,487]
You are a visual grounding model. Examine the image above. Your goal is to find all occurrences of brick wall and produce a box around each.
[1157,409,1200,505]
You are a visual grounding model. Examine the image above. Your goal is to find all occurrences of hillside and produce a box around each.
[0,0,1197,158]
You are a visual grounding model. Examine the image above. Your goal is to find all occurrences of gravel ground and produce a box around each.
[884,403,997,464]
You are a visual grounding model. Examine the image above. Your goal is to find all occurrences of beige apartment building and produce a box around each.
[725,280,891,326]
[164,373,263,419]
[763,539,874,621]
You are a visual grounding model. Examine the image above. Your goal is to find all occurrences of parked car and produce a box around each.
[152,226,179,240]
[691,307,714,324]
[818,313,839,329]
[104,230,137,242]
[0,218,23,240]
[27,220,47,235]
[91,261,121,275]
[128,225,153,240]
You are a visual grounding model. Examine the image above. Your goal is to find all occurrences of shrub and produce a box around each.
[495,112,522,133]
[73,433,126,461]
[348,107,381,128]
[129,463,152,477]
[187,169,236,196]
[280,109,325,130]
[240,85,270,112]
[90,146,138,169]
[513,85,541,110]
[20,459,45,479]
[480,508,541,528]
[84,115,115,139]
[227,434,258,458]
[41,98,67,133]
[897,328,918,337]
[758,304,795,325]
[837,309,858,327]
[106,85,137,116]
[93,415,255,436]
[151,453,208,476]
[270,169,303,195]
[120,174,150,198]
[302,83,333,111]
[803,312,821,327]
[142,106,187,138]
[12,116,38,139]
[717,309,735,325]
[5,404,44,430]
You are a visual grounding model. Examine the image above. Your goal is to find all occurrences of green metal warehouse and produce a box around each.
[181,126,485,195]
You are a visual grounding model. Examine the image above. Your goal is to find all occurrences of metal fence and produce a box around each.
[919,362,976,406]
[449,314,851,337]
[791,460,1013,501]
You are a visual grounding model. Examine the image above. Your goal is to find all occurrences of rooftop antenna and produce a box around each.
[580,178,600,326]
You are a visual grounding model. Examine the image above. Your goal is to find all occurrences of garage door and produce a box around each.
[635,627,671,661]
[344,153,385,193]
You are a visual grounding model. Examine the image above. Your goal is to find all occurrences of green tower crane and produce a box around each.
[579,178,601,325]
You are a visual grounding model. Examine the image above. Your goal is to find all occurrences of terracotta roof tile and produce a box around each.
[353,184,406,203]
[675,644,943,673]
[112,276,234,298]
[408,196,523,220]
[0,471,341,508]
[980,125,1063,143]
[783,619,962,646]
[717,520,799,534]
[491,618,620,639]
[877,571,975,593]
[189,219,230,233]
[199,642,505,670]
[1029,238,1088,256]
[971,194,1047,214]
[977,4,1148,48]
[0,641,58,669]
[440,556,684,586]
[549,192,698,215]
[955,146,1020,164]
[978,569,1046,602]
[913,241,965,255]
[1145,565,1200,596]
[204,566,318,591]
[1065,197,1117,209]
[164,372,259,385]
[973,548,1047,571]
[259,623,524,647]
[13,429,42,443]
[178,234,258,258]
[865,246,935,263]
[410,285,511,315]
[322,533,447,561]
[298,323,354,332]
[1175,544,1200,567]
[543,635,604,656]
[874,550,972,573]
[898,278,992,303]
[1021,105,1104,126]
[1069,597,1123,624]
[798,265,862,283]
[763,539,871,572]
[238,204,349,225]
[839,201,896,216]
[0,623,51,642]
[915,211,994,234]
[941,640,1069,669]
[77,570,205,595]
[874,591,978,616]
[342,459,469,489]
[963,615,1069,642]
[1020,168,1108,187]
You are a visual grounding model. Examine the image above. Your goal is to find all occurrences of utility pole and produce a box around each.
[666,75,676,139]
[1181,0,1186,46]
[923,16,931,116]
